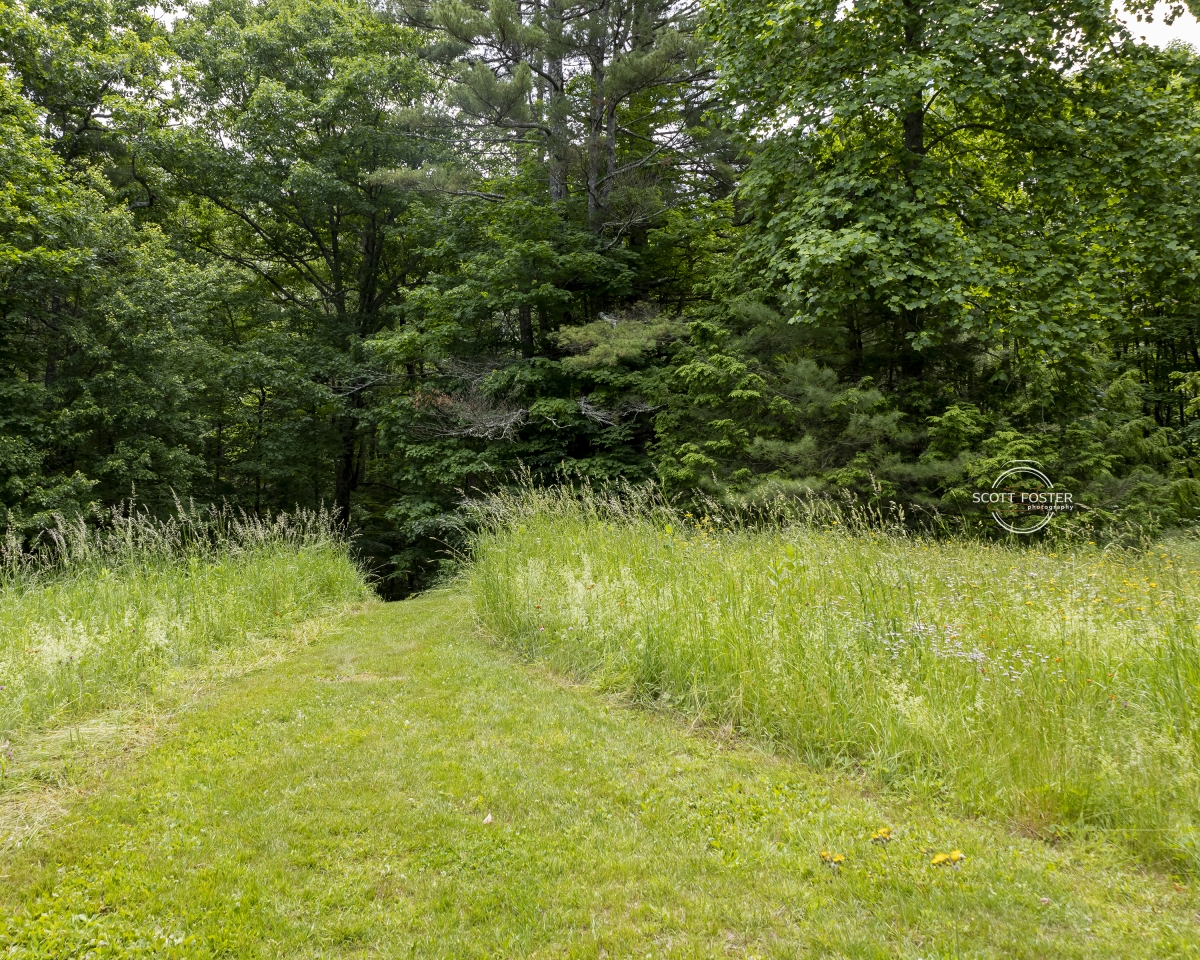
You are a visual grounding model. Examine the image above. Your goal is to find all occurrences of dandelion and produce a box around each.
[819,851,847,869]
[870,827,892,844]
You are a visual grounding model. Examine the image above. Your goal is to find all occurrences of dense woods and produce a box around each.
[3,0,1200,592]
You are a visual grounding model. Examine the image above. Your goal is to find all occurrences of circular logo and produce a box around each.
[989,461,1053,534]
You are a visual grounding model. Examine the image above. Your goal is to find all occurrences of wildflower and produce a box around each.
[930,853,950,866]
[870,827,892,844]
[819,851,847,868]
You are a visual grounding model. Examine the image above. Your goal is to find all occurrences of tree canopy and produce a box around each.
[2,0,1199,590]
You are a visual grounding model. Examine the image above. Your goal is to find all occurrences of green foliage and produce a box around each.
[0,68,209,527]
[164,0,443,525]
[705,0,1200,356]
[0,0,174,172]
[2,0,1200,591]
[682,0,1200,525]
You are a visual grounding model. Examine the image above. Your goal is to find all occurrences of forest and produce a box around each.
[3,0,1200,593]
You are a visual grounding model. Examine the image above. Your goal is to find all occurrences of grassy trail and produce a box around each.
[1,593,1198,958]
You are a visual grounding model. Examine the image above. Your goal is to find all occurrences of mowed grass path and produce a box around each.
[1,593,1198,958]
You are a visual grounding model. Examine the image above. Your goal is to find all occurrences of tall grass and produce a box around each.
[0,504,371,735]
[468,485,1200,869]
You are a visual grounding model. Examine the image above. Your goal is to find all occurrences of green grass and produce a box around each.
[0,507,371,737]
[468,488,1200,869]
[1,592,1198,957]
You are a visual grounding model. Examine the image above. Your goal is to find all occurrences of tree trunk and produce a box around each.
[332,402,361,525]
[604,93,618,208]
[902,0,925,166]
[518,303,535,357]
[903,108,924,159]
[588,75,604,229]
[547,0,568,201]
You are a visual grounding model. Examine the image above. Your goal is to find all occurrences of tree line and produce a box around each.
[2,0,1200,592]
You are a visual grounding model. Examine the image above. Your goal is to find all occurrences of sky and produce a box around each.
[1117,1,1200,47]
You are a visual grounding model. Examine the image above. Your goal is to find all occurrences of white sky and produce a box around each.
[1117,1,1200,48]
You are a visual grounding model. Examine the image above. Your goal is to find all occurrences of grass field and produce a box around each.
[469,488,1200,870]
[0,507,370,738]
[2,593,1198,958]
[3,494,1199,955]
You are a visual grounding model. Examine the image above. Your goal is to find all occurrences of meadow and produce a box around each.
[1,499,1198,956]
[0,506,371,739]
[469,487,1200,870]
[4,594,1198,958]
